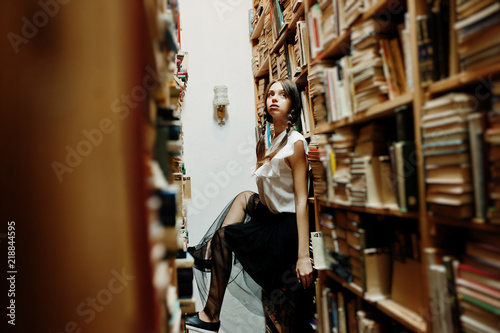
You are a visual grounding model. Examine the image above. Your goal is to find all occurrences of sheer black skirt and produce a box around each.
[187,192,315,332]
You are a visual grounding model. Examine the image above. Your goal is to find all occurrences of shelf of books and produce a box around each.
[250,0,312,137]
[250,0,500,332]
[143,1,195,332]
[300,0,500,332]
[252,0,500,332]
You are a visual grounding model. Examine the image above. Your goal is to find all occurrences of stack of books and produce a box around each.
[307,3,325,59]
[344,0,364,29]
[252,43,260,76]
[255,78,267,125]
[379,36,408,100]
[324,57,355,122]
[308,60,336,126]
[422,93,478,218]
[348,122,389,207]
[345,211,369,291]
[309,134,329,201]
[264,5,273,62]
[320,0,339,46]
[454,1,500,72]
[281,0,293,25]
[277,44,288,79]
[350,19,392,113]
[456,231,500,332]
[288,41,301,78]
[331,127,357,205]
[295,21,310,69]
[320,212,350,280]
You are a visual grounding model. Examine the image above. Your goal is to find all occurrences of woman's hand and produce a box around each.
[296,257,313,289]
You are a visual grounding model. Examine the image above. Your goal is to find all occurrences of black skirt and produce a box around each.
[225,194,299,293]
[188,192,300,293]
[188,192,314,332]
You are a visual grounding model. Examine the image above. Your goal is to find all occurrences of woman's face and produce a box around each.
[266,82,291,122]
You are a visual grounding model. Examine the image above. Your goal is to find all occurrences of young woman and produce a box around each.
[186,79,314,332]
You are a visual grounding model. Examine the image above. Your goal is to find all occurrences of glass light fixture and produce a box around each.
[213,85,229,126]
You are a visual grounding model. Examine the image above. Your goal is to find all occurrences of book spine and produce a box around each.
[443,256,461,333]
[359,228,367,291]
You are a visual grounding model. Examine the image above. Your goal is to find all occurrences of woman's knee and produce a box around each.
[236,191,254,205]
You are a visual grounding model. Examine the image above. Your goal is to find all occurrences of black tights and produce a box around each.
[202,191,254,322]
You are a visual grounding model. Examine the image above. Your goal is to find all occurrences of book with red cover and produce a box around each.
[457,263,500,292]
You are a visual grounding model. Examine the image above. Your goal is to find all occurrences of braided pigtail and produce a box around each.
[255,121,267,169]
[287,112,293,134]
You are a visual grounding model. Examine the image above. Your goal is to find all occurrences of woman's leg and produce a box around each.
[199,191,254,322]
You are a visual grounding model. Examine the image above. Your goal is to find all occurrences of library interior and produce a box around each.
[2,0,500,332]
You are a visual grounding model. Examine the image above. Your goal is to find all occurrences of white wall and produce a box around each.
[178,1,264,331]
[179,0,257,250]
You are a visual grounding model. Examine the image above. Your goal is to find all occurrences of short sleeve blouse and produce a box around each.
[254,130,309,214]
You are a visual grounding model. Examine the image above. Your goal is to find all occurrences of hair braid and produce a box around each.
[287,112,293,133]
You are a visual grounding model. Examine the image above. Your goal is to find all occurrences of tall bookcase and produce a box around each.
[249,0,500,332]
[144,0,195,332]
[1,1,191,332]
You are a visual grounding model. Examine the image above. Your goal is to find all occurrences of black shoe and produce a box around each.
[185,313,220,333]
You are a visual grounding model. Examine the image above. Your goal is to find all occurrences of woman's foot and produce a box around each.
[185,312,220,333]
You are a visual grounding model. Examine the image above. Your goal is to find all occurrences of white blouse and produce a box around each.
[254,130,309,214]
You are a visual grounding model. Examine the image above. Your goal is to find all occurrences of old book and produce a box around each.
[425,164,472,184]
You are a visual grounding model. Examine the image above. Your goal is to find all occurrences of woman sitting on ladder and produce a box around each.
[186,79,314,333]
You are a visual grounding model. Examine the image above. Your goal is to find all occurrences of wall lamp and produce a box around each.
[213,85,229,126]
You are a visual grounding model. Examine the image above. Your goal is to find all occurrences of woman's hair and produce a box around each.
[255,79,302,169]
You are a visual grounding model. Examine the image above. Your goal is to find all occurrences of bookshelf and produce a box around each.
[314,92,414,132]
[143,1,195,332]
[0,1,190,332]
[251,0,500,332]
[249,0,500,332]
[317,199,419,219]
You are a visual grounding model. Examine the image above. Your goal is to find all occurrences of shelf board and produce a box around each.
[428,62,500,95]
[311,29,352,64]
[270,4,305,54]
[430,215,500,233]
[255,55,270,78]
[314,92,414,133]
[316,200,419,219]
[323,271,426,333]
[250,8,265,40]
[325,271,364,298]
[376,299,427,333]
[362,0,406,21]
[293,66,308,86]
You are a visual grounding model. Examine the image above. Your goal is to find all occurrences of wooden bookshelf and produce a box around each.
[293,66,308,87]
[325,271,364,298]
[376,299,426,333]
[361,0,404,20]
[314,92,414,133]
[256,54,270,77]
[324,271,426,333]
[247,0,500,332]
[429,215,500,234]
[311,28,351,64]
[317,200,419,219]
[250,7,266,40]
[428,62,500,95]
[270,3,305,54]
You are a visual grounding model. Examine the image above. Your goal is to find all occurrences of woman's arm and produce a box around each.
[287,140,313,289]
